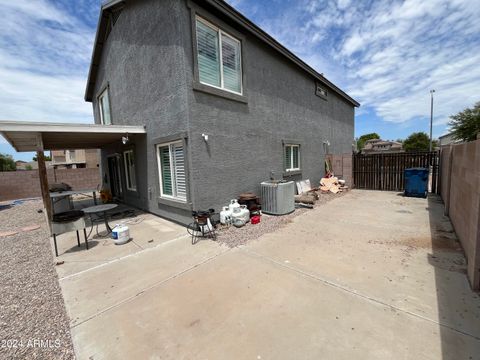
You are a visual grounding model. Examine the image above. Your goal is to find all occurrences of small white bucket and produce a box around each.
[112,224,130,245]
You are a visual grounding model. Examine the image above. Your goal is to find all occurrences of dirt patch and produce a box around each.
[397,234,462,251]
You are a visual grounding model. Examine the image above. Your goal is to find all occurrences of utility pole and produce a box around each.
[429,89,435,151]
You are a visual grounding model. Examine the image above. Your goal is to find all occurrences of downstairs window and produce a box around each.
[285,144,300,172]
[157,141,187,202]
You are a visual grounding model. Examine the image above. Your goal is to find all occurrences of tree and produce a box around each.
[403,132,437,151]
[448,102,480,142]
[0,153,16,171]
[356,132,380,151]
[32,154,51,161]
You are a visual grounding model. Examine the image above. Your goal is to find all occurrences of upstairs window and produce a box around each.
[196,16,242,94]
[98,88,112,125]
[285,144,300,172]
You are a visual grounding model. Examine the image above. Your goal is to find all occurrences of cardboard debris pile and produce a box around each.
[320,177,348,194]
[294,176,348,208]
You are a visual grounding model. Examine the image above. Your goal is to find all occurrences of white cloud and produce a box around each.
[227,0,480,137]
[301,0,480,132]
[336,0,351,11]
[0,0,95,124]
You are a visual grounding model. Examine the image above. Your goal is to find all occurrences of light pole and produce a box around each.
[429,89,435,151]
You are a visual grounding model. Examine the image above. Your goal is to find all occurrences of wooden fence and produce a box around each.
[353,151,439,193]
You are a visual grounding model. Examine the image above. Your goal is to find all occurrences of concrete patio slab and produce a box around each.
[246,191,480,340]
[58,191,480,359]
[53,211,187,278]
[70,249,477,360]
[60,236,229,326]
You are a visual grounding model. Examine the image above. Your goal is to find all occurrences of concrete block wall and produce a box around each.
[440,139,480,290]
[0,168,101,202]
[328,154,353,187]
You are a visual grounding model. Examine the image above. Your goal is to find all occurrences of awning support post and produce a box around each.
[37,150,52,226]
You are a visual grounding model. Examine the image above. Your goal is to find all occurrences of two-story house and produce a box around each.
[51,149,100,169]
[85,0,359,224]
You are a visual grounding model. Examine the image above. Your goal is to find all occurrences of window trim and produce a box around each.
[284,144,301,172]
[156,140,187,203]
[315,82,328,100]
[98,87,112,125]
[123,149,137,192]
[195,16,243,96]
[188,3,248,104]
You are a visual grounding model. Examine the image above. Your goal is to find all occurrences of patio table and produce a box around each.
[83,204,118,235]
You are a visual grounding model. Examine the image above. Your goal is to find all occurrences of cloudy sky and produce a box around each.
[1,0,479,160]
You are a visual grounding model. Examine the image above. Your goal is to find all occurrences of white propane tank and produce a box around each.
[112,224,130,245]
[220,206,232,225]
[229,199,241,214]
[231,205,250,223]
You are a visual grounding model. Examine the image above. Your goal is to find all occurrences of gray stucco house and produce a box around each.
[85,0,359,225]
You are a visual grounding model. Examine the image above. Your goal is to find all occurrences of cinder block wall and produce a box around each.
[440,139,480,290]
[0,168,101,202]
[328,154,353,187]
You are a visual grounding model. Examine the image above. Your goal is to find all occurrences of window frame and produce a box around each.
[98,87,112,125]
[195,15,243,96]
[315,82,328,100]
[156,140,187,203]
[284,144,301,172]
[123,149,137,192]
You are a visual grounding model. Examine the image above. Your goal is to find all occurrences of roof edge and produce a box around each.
[84,0,125,102]
[0,120,146,134]
[202,0,359,107]
[85,0,360,107]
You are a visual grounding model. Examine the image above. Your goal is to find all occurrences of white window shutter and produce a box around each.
[221,34,241,93]
[173,143,187,201]
[196,19,221,87]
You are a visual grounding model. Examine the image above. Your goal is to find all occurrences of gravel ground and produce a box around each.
[0,200,75,359]
[216,191,349,248]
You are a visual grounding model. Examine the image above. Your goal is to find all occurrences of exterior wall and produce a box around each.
[184,1,354,212]
[440,140,480,290]
[0,168,101,202]
[51,149,100,169]
[92,0,193,224]
[85,149,100,168]
[51,150,66,164]
[90,0,355,224]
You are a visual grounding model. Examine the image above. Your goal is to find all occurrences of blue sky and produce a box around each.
[1,0,479,161]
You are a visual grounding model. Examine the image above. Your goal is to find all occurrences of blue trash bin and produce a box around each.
[404,168,429,198]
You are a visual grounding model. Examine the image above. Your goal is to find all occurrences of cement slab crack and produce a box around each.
[242,248,480,342]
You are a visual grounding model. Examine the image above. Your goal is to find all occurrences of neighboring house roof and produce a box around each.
[84,0,360,108]
[363,139,403,153]
[438,132,462,146]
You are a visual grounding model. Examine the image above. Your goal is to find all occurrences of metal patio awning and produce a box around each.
[0,121,146,152]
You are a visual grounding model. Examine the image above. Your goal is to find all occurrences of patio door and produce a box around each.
[107,154,123,199]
